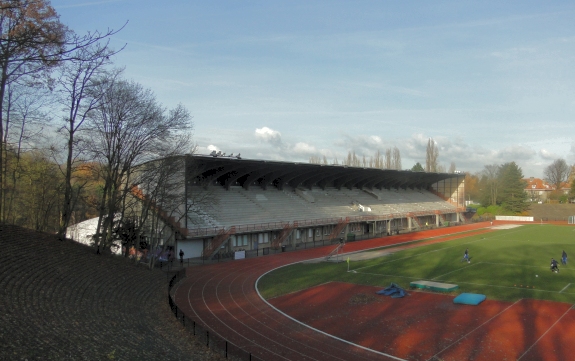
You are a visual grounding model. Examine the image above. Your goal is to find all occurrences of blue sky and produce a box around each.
[52,0,575,177]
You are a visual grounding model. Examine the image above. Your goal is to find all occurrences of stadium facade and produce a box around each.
[173,154,465,259]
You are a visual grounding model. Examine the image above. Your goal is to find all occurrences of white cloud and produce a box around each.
[496,145,536,161]
[293,142,317,155]
[539,149,559,161]
[255,126,282,146]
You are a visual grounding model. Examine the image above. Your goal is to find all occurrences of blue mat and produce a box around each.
[376,283,407,298]
[453,293,486,305]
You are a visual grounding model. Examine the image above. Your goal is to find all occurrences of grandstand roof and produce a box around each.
[186,154,461,190]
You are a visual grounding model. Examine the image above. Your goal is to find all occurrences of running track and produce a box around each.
[173,223,493,361]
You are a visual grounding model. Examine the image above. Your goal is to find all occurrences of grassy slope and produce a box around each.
[259,224,575,303]
[528,203,575,221]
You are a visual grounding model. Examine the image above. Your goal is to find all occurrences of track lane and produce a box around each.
[174,223,491,360]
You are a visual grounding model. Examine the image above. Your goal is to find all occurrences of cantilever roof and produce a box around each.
[186,154,461,191]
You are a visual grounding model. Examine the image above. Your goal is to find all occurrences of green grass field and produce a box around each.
[258,224,575,303]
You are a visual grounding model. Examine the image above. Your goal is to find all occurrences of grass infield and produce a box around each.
[258,224,575,303]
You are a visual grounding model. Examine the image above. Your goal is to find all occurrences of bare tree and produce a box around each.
[87,79,193,252]
[125,153,217,269]
[384,148,391,169]
[55,41,122,240]
[449,162,456,173]
[0,0,125,221]
[372,150,383,169]
[391,146,401,170]
[481,164,500,206]
[425,138,439,172]
[544,158,570,192]
[1,83,50,222]
[308,155,321,164]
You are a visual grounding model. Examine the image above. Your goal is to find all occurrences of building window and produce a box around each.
[258,233,269,244]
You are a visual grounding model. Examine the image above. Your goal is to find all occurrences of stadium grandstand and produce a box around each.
[171,154,466,260]
[67,154,466,260]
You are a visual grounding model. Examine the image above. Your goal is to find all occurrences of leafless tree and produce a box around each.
[391,146,401,170]
[0,0,126,221]
[126,152,216,268]
[87,78,193,252]
[425,138,439,172]
[544,158,570,192]
[1,83,50,221]
[55,41,123,240]
[384,148,392,169]
[481,164,500,206]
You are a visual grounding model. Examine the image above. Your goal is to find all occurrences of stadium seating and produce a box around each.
[187,185,457,230]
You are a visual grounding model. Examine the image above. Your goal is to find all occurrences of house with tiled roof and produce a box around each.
[524,177,570,203]
[524,177,550,203]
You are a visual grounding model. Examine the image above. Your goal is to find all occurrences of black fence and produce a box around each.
[168,270,264,361]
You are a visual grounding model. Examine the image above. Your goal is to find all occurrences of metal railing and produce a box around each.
[187,208,462,238]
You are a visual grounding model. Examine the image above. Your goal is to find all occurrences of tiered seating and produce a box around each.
[187,185,458,232]
[0,225,219,361]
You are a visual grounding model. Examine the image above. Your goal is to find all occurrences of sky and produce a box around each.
[51,0,575,177]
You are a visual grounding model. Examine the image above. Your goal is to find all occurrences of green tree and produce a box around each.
[411,162,424,172]
[0,0,65,221]
[498,162,528,213]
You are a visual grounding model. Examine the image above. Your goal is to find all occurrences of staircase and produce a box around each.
[436,212,447,226]
[130,185,188,238]
[408,213,421,229]
[202,227,236,260]
[271,222,296,249]
[327,217,349,243]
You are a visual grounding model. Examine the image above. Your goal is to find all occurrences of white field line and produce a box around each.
[255,263,408,361]
[350,227,525,273]
[516,307,573,360]
[482,261,574,271]
[559,283,571,293]
[432,262,482,280]
[428,299,523,361]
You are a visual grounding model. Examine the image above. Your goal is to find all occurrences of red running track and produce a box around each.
[173,223,492,361]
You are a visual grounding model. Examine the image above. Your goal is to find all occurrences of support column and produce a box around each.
[408,217,412,231]
[436,214,440,227]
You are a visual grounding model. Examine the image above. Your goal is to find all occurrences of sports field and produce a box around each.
[259,224,575,304]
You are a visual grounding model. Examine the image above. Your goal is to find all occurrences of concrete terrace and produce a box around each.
[0,225,223,361]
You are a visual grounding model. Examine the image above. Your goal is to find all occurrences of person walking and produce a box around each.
[551,258,559,273]
[562,250,568,265]
[461,248,470,263]
[179,249,184,265]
